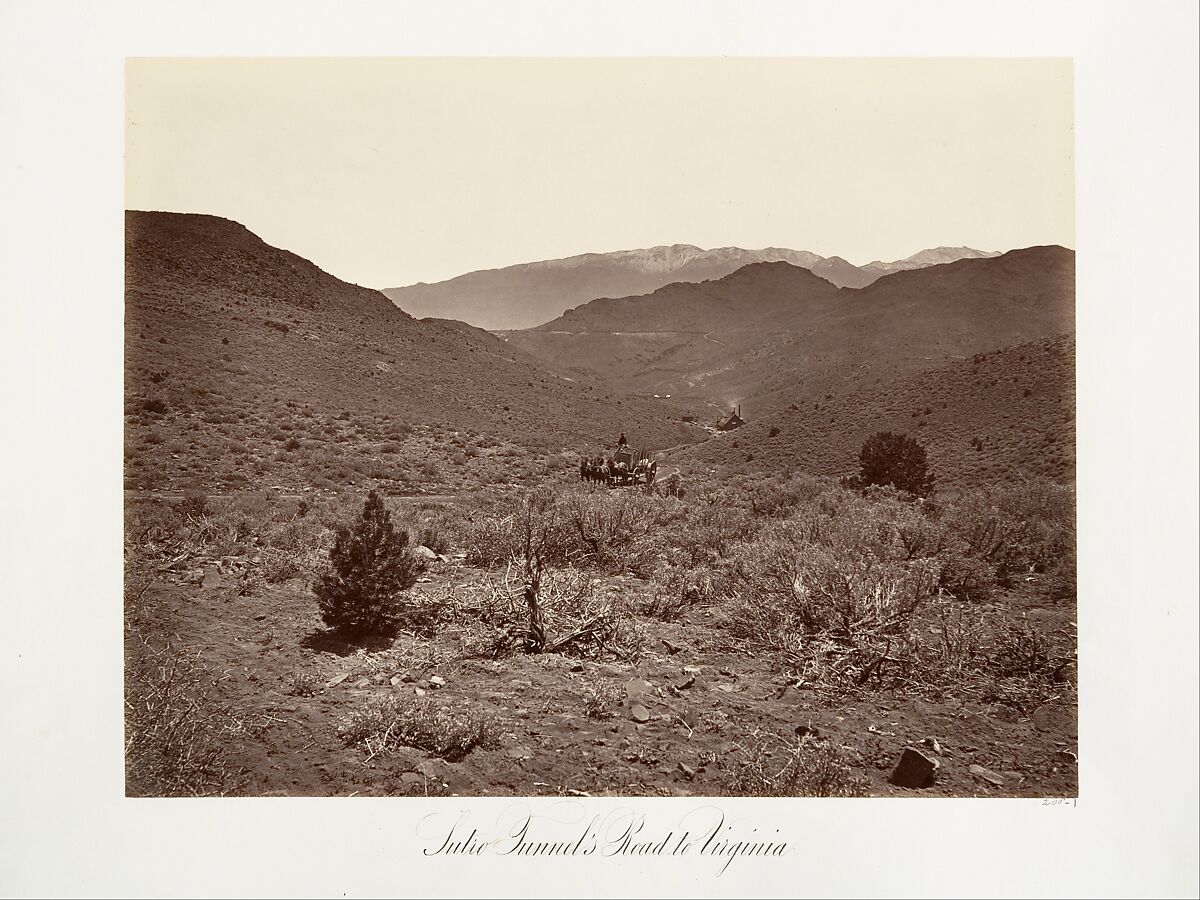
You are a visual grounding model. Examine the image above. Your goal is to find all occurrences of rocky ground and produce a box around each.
[125,544,1077,798]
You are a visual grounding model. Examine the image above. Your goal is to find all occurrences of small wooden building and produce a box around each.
[717,405,745,431]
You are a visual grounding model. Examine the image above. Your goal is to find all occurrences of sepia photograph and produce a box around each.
[123,57,1078,799]
[3,1,1197,897]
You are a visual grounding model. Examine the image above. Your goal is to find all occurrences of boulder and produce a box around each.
[889,747,939,789]
[413,545,439,561]
[629,703,651,723]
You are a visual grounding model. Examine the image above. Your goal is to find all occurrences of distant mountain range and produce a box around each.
[382,245,1001,330]
[503,245,1074,418]
[124,211,1073,493]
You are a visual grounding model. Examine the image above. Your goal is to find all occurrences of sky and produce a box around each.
[126,57,1074,288]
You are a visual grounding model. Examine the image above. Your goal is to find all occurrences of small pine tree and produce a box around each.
[313,491,424,637]
[857,431,935,497]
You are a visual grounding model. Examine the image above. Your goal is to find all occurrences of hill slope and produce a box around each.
[503,246,1075,416]
[675,335,1075,492]
[382,245,998,329]
[124,212,703,493]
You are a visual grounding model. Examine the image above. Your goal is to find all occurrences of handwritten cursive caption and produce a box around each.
[419,806,790,875]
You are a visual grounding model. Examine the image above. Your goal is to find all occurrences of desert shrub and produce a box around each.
[642,560,730,620]
[412,520,451,555]
[990,620,1073,683]
[718,495,941,684]
[565,490,663,571]
[142,396,168,415]
[740,473,831,519]
[341,694,497,761]
[312,491,425,638]
[264,319,289,334]
[893,505,954,560]
[175,490,209,520]
[581,678,624,719]
[856,431,935,497]
[946,480,1075,589]
[258,546,309,583]
[658,502,758,566]
[459,489,578,570]
[125,640,251,797]
[936,552,996,602]
[459,514,518,568]
[283,436,302,451]
[724,730,867,797]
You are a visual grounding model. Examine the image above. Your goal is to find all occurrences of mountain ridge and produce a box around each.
[124,211,705,493]
[502,245,1074,419]
[382,244,1001,329]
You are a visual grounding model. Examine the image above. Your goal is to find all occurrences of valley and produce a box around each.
[124,212,1077,800]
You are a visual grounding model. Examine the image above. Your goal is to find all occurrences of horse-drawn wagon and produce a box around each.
[580,445,658,487]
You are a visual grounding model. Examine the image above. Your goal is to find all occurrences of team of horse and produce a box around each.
[580,455,658,486]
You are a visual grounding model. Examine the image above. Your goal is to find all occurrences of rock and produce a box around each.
[568,662,585,673]
[713,683,738,694]
[661,638,683,654]
[677,762,696,780]
[428,675,446,688]
[625,678,653,698]
[390,675,404,686]
[676,674,696,690]
[373,673,387,684]
[682,666,702,675]
[629,703,651,723]
[970,764,1005,787]
[795,725,820,739]
[437,554,451,563]
[354,677,371,688]
[718,667,736,678]
[921,736,943,754]
[413,687,426,697]
[413,545,438,560]
[889,748,939,789]
[201,566,222,590]
[324,673,350,689]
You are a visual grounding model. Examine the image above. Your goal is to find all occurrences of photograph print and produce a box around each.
[123,57,1077,798]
